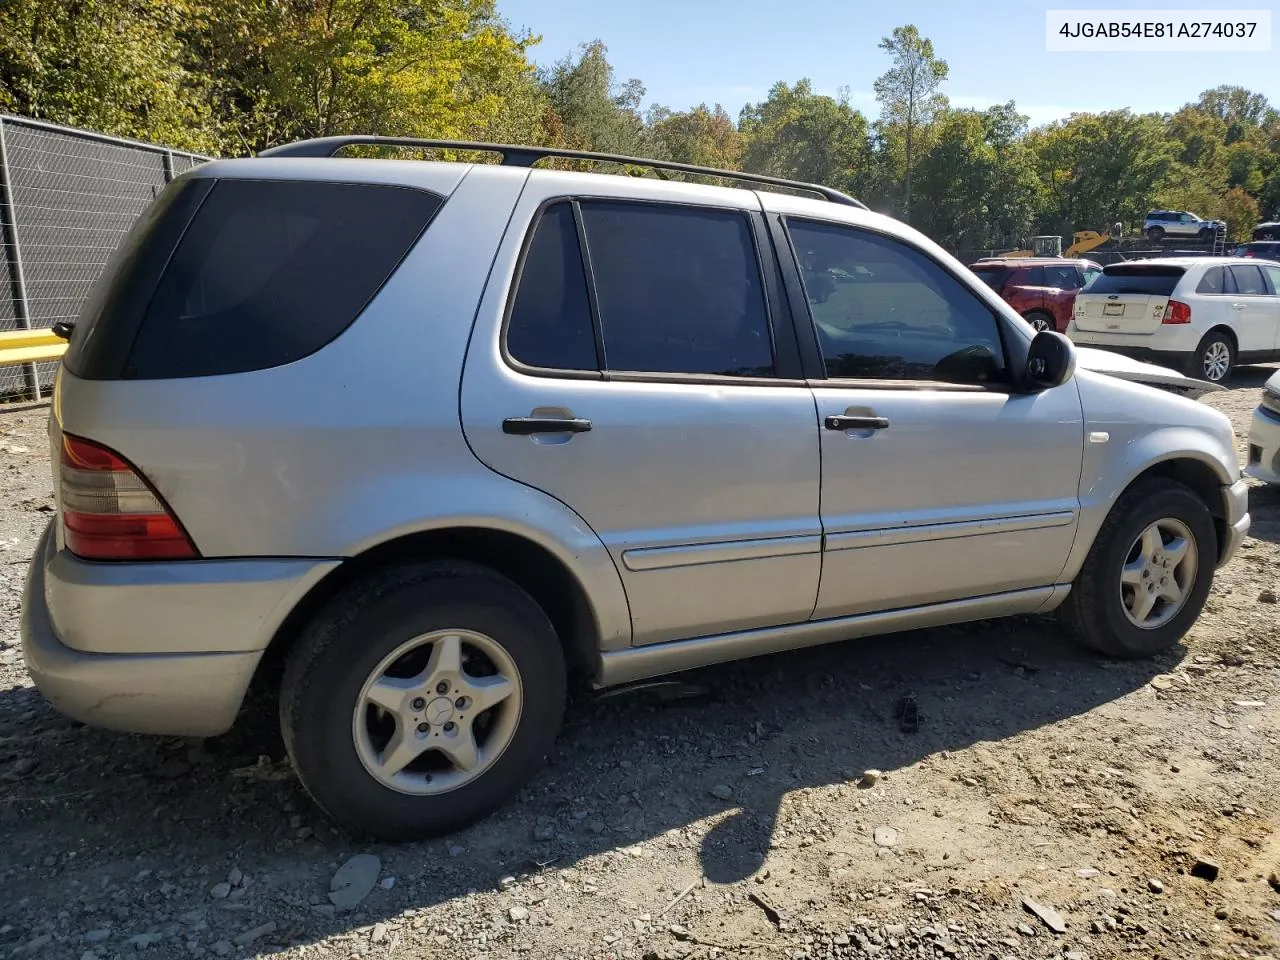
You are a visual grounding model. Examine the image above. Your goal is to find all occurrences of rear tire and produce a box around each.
[280,561,566,841]
[1060,478,1216,658]
[1147,226,1165,242]
[1189,331,1234,383]
[1024,311,1055,333]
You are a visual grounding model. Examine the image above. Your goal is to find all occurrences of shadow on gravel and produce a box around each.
[0,612,1169,955]
[1226,365,1274,390]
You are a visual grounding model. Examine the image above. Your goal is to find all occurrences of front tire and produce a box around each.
[1190,331,1234,383]
[1061,478,1216,658]
[280,561,566,840]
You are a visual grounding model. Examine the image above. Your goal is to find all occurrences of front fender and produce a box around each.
[1061,425,1236,582]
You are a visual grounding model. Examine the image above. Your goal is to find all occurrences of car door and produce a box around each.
[766,205,1084,618]
[1227,263,1280,357]
[1003,266,1046,317]
[1259,263,1280,357]
[460,178,822,646]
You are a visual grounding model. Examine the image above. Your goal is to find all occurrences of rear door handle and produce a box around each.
[502,417,592,435]
[825,415,890,431]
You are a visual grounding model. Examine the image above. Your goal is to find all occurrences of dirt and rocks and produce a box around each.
[2,371,1280,960]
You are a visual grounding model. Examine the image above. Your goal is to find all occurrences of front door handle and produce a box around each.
[825,415,890,431]
[502,417,593,435]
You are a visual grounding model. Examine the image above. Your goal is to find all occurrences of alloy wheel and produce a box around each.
[1119,518,1198,630]
[1202,341,1231,381]
[351,629,523,795]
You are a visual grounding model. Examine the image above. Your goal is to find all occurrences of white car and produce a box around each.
[1067,257,1280,383]
[1246,370,1280,484]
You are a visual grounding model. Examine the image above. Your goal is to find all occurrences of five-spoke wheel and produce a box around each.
[1062,478,1216,658]
[280,562,565,840]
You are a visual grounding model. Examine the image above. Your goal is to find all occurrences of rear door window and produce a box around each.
[126,180,442,379]
[1085,267,1186,296]
[578,201,774,377]
[1230,264,1268,296]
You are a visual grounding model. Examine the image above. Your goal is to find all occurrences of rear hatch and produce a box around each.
[1073,264,1185,335]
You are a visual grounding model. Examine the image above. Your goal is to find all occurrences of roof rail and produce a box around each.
[257,136,868,209]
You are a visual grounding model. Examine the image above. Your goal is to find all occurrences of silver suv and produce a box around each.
[22,138,1251,841]
[1144,210,1226,242]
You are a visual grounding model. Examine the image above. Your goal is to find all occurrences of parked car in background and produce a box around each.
[1067,257,1280,383]
[1143,210,1226,242]
[22,138,1250,841]
[969,257,1103,332]
[1246,369,1280,484]
[1254,222,1280,241]
[1233,240,1280,261]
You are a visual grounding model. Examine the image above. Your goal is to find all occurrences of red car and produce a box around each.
[969,258,1103,332]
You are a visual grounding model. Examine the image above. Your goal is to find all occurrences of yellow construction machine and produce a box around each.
[996,223,1123,259]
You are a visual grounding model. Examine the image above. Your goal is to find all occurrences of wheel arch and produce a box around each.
[1064,442,1236,583]
[1201,325,1238,351]
[256,526,613,695]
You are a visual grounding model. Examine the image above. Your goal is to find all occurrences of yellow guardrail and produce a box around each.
[0,328,67,366]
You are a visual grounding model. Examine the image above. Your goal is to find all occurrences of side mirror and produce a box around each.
[1025,330,1076,391]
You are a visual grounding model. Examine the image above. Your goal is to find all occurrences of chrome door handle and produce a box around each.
[825,415,890,431]
[502,417,592,435]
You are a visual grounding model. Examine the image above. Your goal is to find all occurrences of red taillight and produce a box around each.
[1163,300,1191,325]
[59,434,197,560]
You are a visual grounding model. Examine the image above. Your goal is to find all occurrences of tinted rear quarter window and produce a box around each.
[970,266,1012,293]
[125,180,441,379]
[1196,267,1227,295]
[1086,267,1186,297]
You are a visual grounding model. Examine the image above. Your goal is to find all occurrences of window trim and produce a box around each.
[774,214,1016,392]
[499,194,805,386]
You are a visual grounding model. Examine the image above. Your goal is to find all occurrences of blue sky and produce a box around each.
[495,0,1280,127]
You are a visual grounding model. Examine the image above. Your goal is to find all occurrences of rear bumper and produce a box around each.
[1245,405,1280,485]
[1220,478,1251,567]
[1067,341,1190,370]
[1067,328,1200,368]
[21,522,338,736]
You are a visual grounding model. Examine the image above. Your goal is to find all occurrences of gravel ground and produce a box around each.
[2,372,1280,960]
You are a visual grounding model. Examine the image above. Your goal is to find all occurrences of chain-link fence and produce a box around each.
[0,115,210,399]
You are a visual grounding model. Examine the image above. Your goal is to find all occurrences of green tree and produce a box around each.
[872,24,948,221]
[738,80,871,195]
[540,40,648,156]
[193,0,538,153]
[647,103,743,170]
[1195,85,1277,143]
[1029,110,1176,237]
[0,0,214,150]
